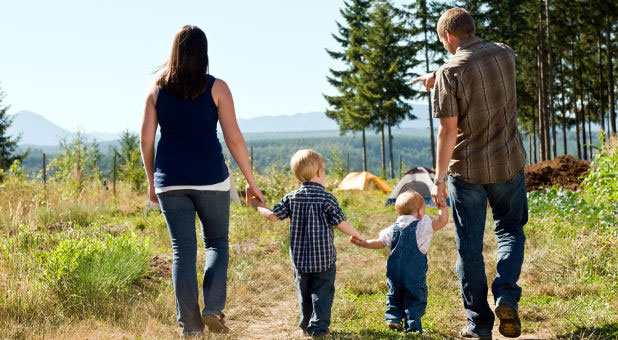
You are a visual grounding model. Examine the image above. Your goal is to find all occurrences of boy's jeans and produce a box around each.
[293,264,336,336]
[448,170,527,336]
[157,189,230,334]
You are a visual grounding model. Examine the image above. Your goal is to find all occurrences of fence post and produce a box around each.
[113,152,117,196]
[346,152,350,173]
[399,154,402,179]
[42,153,47,188]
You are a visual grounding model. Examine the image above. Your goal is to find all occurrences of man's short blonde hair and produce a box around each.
[395,190,425,216]
[290,149,325,182]
[437,7,475,39]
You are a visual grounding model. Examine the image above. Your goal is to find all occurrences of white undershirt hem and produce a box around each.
[155,177,230,193]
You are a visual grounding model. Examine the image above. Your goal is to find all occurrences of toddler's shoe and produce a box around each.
[495,303,521,338]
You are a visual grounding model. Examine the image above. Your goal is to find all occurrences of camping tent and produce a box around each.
[338,171,392,192]
[387,167,444,206]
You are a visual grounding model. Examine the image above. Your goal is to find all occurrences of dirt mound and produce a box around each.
[524,155,590,192]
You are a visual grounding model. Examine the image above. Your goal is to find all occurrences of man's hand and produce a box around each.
[431,182,448,208]
[412,71,436,91]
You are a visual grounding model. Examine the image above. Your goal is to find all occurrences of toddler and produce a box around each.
[351,190,448,333]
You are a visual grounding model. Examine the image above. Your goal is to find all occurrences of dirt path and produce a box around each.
[232,298,305,340]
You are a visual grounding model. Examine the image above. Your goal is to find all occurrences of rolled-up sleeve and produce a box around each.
[273,196,290,220]
[324,194,346,227]
[433,66,458,119]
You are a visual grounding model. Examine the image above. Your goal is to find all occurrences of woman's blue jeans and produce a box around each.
[157,189,230,334]
[447,170,527,336]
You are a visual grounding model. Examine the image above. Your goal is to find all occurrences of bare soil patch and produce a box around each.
[524,155,590,192]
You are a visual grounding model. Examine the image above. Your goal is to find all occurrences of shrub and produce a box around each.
[582,134,618,205]
[40,233,153,304]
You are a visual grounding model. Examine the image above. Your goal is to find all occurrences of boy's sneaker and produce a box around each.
[460,326,492,340]
[495,303,521,338]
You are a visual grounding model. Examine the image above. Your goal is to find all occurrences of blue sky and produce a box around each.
[0,0,421,133]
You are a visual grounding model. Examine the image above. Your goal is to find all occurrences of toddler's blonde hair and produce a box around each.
[395,190,425,216]
[290,149,325,182]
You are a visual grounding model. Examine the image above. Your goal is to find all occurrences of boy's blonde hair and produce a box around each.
[437,7,475,39]
[395,190,425,216]
[290,149,325,182]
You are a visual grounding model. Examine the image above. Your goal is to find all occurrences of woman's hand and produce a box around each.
[148,186,159,204]
[245,183,265,206]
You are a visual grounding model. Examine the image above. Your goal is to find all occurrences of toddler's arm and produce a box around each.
[432,205,449,231]
[336,221,365,241]
[251,198,280,222]
[349,236,385,249]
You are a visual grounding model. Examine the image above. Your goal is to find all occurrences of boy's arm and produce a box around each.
[349,236,385,249]
[335,221,364,240]
[432,205,449,231]
[251,198,280,222]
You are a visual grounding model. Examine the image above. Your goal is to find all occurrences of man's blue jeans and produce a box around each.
[294,264,336,337]
[448,170,527,335]
[157,189,230,334]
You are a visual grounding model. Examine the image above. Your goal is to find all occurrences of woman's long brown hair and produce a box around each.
[157,25,209,101]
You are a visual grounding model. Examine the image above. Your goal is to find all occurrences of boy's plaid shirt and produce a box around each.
[273,182,346,273]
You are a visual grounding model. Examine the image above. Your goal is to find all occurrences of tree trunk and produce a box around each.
[528,134,532,165]
[579,69,588,161]
[362,128,367,172]
[546,0,556,159]
[532,119,539,164]
[388,121,394,179]
[607,15,616,136]
[571,46,582,159]
[598,34,606,133]
[421,6,436,168]
[537,7,548,161]
[559,58,567,155]
[380,124,386,178]
[587,109,593,158]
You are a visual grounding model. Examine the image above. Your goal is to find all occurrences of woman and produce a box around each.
[140,25,264,336]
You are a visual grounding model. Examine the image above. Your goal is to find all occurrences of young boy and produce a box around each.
[350,190,448,333]
[252,149,365,338]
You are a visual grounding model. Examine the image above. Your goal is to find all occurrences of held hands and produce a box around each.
[250,197,265,210]
[412,71,436,91]
[431,182,448,208]
[349,235,368,247]
[246,183,265,207]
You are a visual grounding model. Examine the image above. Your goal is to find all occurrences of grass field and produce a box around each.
[0,141,616,339]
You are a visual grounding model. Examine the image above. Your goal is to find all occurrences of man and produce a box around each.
[413,8,528,340]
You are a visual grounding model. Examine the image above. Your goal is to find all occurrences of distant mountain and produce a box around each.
[8,111,119,145]
[8,111,69,146]
[9,105,433,146]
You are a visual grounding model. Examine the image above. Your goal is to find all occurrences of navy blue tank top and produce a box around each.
[154,74,228,187]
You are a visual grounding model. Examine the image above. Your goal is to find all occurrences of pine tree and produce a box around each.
[324,0,373,171]
[358,0,419,178]
[406,0,447,169]
[0,84,26,172]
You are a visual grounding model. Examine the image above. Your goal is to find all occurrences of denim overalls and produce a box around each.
[385,220,428,333]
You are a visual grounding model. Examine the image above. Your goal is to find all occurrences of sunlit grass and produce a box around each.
[0,141,617,339]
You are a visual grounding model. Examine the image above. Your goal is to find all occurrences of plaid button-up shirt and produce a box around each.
[433,36,526,184]
[273,182,346,273]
